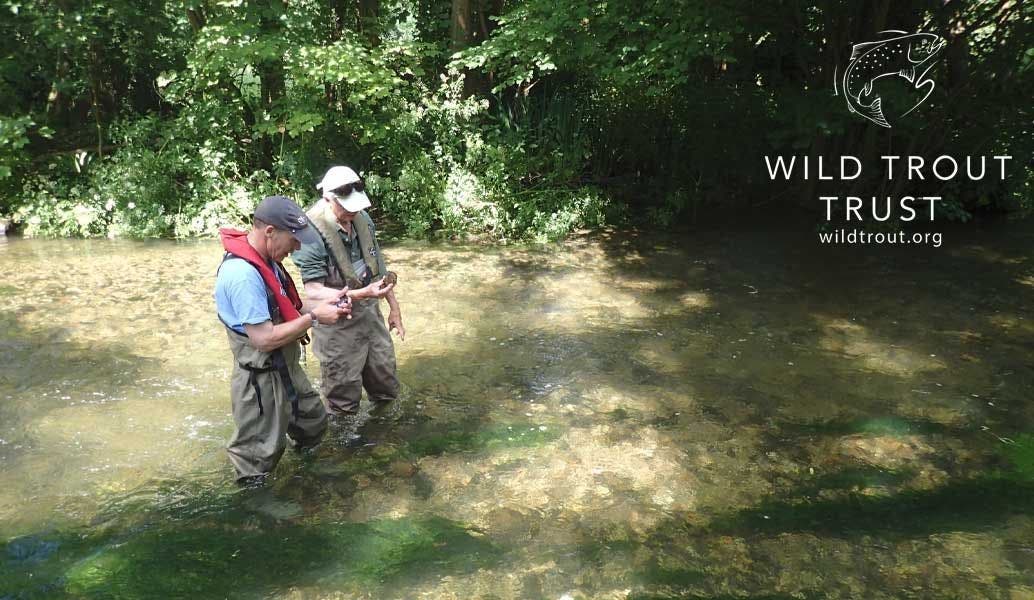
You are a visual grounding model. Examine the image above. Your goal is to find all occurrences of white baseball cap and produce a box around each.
[316,166,371,212]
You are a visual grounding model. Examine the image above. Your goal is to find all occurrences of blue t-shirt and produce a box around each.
[214,258,276,334]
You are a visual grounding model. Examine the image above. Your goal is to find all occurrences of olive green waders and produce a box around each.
[225,331,327,480]
[312,298,399,415]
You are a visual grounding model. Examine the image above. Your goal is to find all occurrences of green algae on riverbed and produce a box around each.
[3,515,498,598]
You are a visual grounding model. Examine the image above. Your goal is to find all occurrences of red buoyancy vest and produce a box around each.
[219,228,303,323]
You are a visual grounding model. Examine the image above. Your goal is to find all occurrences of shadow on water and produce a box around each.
[306,412,561,482]
[709,476,1034,538]
[786,464,918,497]
[755,415,993,474]
[0,313,159,460]
[1,479,499,599]
[0,313,159,396]
[385,228,1032,466]
[615,434,1034,597]
[719,430,1034,537]
[630,594,814,600]
[586,226,1034,417]
[488,225,1031,597]
[770,415,976,438]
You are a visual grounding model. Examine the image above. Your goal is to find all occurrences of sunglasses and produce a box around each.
[329,180,365,197]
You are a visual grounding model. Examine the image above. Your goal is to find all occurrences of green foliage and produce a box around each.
[0,116,33,178]
[0,0,1029,237]
[456,0,743,94]
[376,152,444,237]
[0,115,45,211]
[13,117,283,238]
[358,70,608,241]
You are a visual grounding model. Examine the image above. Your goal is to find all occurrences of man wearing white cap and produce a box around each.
[291,166,404,416]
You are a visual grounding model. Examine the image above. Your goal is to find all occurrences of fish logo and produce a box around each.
[835,30,946,128]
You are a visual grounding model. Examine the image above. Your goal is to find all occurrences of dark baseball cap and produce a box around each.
[253,195,320,245]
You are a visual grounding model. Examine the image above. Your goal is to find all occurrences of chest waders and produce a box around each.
[217,253,303,420]
[303,204,399,415]
[306,202,381,291]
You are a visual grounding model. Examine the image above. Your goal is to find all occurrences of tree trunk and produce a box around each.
[454,0,502,96]
[451,0,473,51]
[256,0,287,172]
[45,55,71,125]
[474,0,504,95]
[186,7,207,32]
[359,0,379,45]
[451,0,475,96]
[329,0,350,38]
[46,0,74,126]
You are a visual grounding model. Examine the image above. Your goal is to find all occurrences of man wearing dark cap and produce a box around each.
[291,166,404,417]
[214,195,394,482]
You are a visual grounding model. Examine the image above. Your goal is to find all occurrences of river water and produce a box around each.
[1,224,1033,599]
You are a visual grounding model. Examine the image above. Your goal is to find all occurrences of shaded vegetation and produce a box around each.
[1,515,498,598]
[0,1,1029,239]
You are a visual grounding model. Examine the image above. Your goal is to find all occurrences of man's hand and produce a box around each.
[388,309,405,341]
[311,289,352,324]
[244,292,348,352]
[351,278,395,301]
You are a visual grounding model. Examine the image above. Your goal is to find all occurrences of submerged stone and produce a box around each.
[243,493,304,520]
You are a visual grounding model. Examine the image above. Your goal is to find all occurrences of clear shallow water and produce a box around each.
[1,224,1033,599]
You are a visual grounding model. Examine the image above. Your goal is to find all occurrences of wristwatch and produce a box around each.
[309,310,318,328]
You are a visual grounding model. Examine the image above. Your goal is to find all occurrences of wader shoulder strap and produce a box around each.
[354,211,381,280]
[307,211,347,286]
[308,202,357,282]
